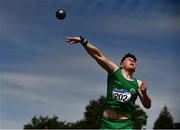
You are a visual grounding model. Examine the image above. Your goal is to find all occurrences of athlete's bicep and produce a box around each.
[96,56,118,73]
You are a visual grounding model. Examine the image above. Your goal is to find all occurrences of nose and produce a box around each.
[130,59,135,63]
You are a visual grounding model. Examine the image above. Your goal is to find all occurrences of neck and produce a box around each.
[121,69,134,80]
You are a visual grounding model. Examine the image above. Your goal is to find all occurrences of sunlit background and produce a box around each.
[0,0,180,128]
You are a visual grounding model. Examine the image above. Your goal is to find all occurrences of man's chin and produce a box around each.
[129,68,136,72]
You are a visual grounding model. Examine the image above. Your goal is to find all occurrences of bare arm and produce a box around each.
[137,80,152,109]
[66,36,118,73]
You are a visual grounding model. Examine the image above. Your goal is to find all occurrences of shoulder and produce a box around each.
[108,67,119,75]
[107,67,121,79]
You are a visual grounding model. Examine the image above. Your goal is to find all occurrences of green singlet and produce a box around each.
[101,67,139,129]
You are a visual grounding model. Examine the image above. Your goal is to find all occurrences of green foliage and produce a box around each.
[80,96,147,129]
[23,95,148,129]
[76,95,105,128]
[153,105,174,129]
[173,122,180,129]
[24,115,70,129]
[133,104,148,129]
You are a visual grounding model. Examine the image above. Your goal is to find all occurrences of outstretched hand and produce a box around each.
[66,37,81,44]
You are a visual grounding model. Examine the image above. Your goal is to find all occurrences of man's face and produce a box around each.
[120,57,137,72]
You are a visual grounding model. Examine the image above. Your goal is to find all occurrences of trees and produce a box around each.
[71,96,148,129]
[24,115,70,129]
[153,105,174,129]
[24,95,148,129]
[70,95,106,128]
[133,104,148,129]
[173,122,180,129]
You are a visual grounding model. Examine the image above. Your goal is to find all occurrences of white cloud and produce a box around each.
[1,71,105,99]
[92,15,180,40]
[0,70,106,128]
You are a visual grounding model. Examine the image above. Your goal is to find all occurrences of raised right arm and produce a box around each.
[66,36,118,73]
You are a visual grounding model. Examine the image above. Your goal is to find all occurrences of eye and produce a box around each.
[129,58,133,62]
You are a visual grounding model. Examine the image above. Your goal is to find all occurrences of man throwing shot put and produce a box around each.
[66,36,151,129]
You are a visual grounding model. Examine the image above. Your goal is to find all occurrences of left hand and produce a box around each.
[66,37,81,44]
[138,81,147,95]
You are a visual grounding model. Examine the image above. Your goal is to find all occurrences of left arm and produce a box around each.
[137,80,152,109]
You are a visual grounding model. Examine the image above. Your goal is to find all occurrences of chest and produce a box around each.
[108,76,138,102]
[112,75,138,92]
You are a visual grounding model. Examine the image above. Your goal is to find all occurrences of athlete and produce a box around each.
[66,36,151,129]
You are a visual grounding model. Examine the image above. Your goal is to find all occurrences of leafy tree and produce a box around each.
[173,122,180,129]
[23,95,148,129]
[80,95,105,128]
[71,96,147,129]
[153,105,174,129]
[133,104,148,129]
[24,115,70,129]
[67,95,105,129]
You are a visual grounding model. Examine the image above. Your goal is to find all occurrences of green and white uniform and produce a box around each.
[101,68,139,129]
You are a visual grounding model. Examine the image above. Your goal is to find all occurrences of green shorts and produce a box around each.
[101,116,134,130]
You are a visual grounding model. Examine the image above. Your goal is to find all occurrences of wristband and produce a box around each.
[80,36,88,46]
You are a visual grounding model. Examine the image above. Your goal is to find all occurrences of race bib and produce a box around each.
[112,88,131,102]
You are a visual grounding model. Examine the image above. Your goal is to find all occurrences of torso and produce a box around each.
[103,108,128,120]
[104,68,139,120]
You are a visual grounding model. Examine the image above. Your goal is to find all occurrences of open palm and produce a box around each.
[66,37,81,44]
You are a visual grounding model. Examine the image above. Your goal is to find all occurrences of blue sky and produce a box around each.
[0,0,180,128]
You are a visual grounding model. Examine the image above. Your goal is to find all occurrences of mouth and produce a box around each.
[129,63,136,68]
[130,63,134,66]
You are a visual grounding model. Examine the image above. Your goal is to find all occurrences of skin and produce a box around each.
[66,36,151,109]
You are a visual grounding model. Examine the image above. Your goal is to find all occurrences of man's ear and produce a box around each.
[120,63,123,68]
